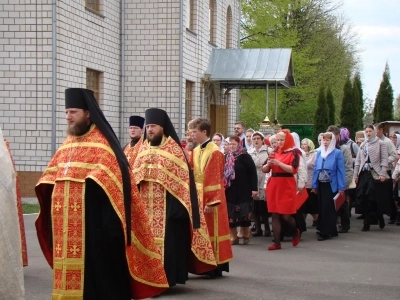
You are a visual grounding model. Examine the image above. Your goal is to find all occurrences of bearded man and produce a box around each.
[35,88,168,299]
[132,108,217,287]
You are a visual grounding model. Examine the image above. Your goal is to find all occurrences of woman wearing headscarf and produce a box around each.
[389,131,400,225]
[212,133,225,153]
[312,132,346,241]
[248,131,271,237]
[245,128,255,152]
[262,129,301,250]
[301,138,318,226]
[224,135,258,245]
[354,125,389,231]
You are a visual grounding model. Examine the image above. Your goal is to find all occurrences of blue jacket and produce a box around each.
[312,148,346,192]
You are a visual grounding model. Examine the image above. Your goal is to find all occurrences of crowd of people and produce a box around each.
[1,87,400,299]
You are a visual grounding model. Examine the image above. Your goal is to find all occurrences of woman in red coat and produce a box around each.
[262,129,301,250]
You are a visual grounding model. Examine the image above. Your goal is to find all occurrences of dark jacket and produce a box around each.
[225,153,258,203]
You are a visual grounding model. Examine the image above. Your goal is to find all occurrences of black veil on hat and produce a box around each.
[65,88,132,245]
[144,108,200,228]
[129,116,145,128]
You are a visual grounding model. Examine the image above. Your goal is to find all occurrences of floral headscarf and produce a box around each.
[223,138,244,188]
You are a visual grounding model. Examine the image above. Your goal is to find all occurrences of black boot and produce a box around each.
[361,218,370,231]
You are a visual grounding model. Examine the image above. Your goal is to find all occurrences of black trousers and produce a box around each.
[338,198,350,230]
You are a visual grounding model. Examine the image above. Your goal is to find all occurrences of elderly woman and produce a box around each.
[262,129,300,250]
[301,138,318,226]
[354,125,389,231]
[212,133,225,153]
[224,135,258,245]
[312,132,346,241]
[249,131,271,237]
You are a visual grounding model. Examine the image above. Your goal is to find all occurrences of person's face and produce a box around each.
[223,141,229,154]
[376,127,383,137]
[276,134,285,148]
[301,140,309,152]
[389,131,397,145]
[191,127,207,144]
[271,140,277,148]
[322,138,331,149]
[245,132,253,144]
[146,124,164,142]
[129,126,142,139]
[252,134,263,148]
[66,108,90,136]
[229,139,239,152]
[234,124,244,136]
[365,127,374,139]
[212,135,222,147]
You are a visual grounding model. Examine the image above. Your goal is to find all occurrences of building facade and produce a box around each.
[0,0,240,196]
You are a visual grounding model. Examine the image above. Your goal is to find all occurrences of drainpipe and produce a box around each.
[178,0,184,138]
[119,0,126,144]
[51,0,57,155]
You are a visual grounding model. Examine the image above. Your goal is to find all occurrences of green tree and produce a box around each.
[326,87,335,125]
[239,0,359,125]
[313,85,329,144]
[373,63,394,123]
[352,72,364,130]
[340,75,357,136]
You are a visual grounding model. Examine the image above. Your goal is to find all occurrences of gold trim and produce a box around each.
[204,184,221,192]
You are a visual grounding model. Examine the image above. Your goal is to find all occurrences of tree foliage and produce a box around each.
[373,63,394,123]
[340,75,357,137]
[313,85,329,144]
[352,72,364,130]
[326,87,335,125]
[239,0,359,126]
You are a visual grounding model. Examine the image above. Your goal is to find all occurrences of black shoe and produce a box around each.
[251,224,256,232]
[356,215,365,220]
[264,229,271,237]
[388,219,396,224]
[312,220,317,227]
[252,230,263,237]
[318,234,329,241]
[339,228,349,233]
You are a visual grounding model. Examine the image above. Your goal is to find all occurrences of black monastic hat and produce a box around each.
[65,88,132,245]
[129,116,145,128]
[144,108,200,228]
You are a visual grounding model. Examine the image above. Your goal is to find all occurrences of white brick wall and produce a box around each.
[0,0,240,170]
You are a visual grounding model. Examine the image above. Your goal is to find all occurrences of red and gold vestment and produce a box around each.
[193,142,233,265]
[124,137,143,167]
[132,136,217,274]
[35,125,168,299]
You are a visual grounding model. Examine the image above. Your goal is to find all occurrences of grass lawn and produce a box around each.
[22,203,40,214]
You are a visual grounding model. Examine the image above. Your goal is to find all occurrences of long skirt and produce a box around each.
[301,188,319,215]
[317,182,338,237]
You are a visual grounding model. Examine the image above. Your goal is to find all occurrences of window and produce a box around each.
[86,68,101,103]
[85,0,100,13]
[226,6,232,48]
[185,81,194,126]
[187,0,195,30]
[209,0,216,44]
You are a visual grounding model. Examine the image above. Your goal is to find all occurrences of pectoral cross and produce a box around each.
[64,161,70,175]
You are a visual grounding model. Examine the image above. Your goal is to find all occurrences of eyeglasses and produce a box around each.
[390,136,397,139]
[234,127,241,130]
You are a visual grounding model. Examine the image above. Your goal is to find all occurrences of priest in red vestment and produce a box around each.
[35,88,168,299]
[132,108,217,288]
[123,115,144,167]
[189,118,233,278]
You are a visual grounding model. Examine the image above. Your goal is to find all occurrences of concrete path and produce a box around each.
[23,213,400,300]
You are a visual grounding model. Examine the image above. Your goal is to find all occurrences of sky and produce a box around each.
[341,0,400,105]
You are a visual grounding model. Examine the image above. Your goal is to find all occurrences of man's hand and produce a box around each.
[204,206,213,214]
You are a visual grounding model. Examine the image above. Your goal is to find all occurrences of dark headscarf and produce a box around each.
[144,108,200,228]
[65,88,132,245]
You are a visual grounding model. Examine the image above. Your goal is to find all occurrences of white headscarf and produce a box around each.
[291,132,301,148]
[395,133,400,149]
[213,133,225,153]
[320,132,336,159]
